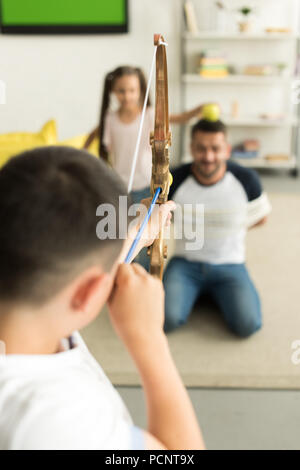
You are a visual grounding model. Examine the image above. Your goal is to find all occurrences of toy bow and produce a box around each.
[125,34,172,280]
[148,34,172,279]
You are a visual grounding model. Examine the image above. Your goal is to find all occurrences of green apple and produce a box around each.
[202,104,220,122]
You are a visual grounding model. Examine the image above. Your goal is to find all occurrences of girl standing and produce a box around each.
[84,65,210,203]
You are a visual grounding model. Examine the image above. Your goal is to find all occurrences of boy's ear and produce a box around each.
[71,269,112,312]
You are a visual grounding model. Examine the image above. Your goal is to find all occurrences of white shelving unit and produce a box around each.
[231,155,297,169]
[183,32,298,40]
[181,0,300,176]
[183,74,292,85]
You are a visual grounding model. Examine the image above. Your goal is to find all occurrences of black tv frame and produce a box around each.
[0,0,129,34]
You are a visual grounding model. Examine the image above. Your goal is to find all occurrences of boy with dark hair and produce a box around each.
[164,119,271,337]
[0,146,204,450]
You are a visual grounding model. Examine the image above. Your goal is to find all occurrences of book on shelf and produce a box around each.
[183,1,198,34]
[243,65,275,76]
[199,50,228,78]
[259,113,286,121]
[231,151,258,159]
[231,140,260,159]
[265,153,291,161]
[200,48,226,58]
[265,27,292,34]
[243,140,260,152]
[199,70,229,78]
[200,57,227,65]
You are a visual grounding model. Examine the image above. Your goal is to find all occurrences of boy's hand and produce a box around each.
[132,199,176,248]
[108,263,165,349]
[117,199,176,267]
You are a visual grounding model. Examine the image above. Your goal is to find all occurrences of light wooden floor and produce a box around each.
[117,386,300,450]
[82,191,300,389]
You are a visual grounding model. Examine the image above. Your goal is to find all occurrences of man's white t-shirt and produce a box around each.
[103,107,154,191]
[169,161,272,264]
[0,332,144,450]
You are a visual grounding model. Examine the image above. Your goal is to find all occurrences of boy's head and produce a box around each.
[0,147,129,333]
[190,119,231,181]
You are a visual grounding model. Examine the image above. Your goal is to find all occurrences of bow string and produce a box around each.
[125,34,172,280]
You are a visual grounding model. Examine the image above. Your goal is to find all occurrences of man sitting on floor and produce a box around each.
[163,119,271,337]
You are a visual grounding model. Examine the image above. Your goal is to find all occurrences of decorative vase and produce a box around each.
[238,21,251,33]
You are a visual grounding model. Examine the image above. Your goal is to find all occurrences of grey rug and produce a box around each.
[81,193,300,389]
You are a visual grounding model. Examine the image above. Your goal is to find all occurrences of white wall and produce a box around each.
[0,0,182,154]
[1,0,298,162]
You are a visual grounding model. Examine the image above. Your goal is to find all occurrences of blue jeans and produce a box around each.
[130,186,151,205]
[163,257,262,338]
[130,186,151,271]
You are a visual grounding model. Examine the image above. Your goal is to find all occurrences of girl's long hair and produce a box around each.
[98,66,151,162]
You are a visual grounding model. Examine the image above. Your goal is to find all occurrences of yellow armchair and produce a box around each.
[0,120,57,169]
[0,120,99,170]
[59,134,99,157]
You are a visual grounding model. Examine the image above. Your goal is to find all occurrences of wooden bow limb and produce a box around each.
[148,34,172,279]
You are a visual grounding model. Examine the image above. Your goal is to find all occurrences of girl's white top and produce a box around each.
[103,107,154,191]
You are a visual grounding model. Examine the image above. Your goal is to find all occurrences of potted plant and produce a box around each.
[215,2,258,33]
[276,63,288,77]
[237,6,254,32]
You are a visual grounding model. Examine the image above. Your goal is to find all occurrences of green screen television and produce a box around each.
[0,0,128,34]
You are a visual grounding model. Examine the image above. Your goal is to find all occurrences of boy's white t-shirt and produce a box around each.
[0,332,144,450]
[103,107,154,191]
